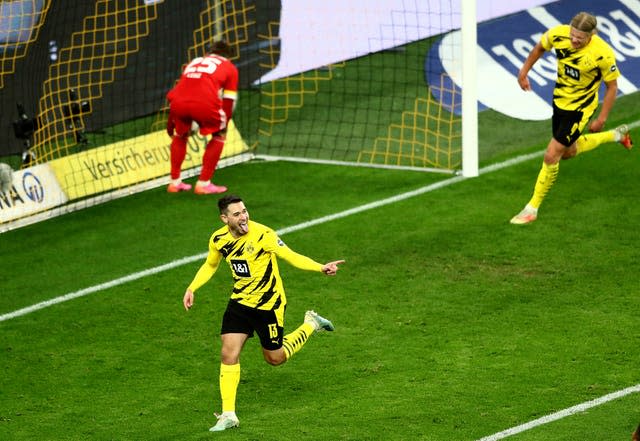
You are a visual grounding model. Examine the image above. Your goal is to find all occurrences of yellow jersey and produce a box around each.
[541,24,620,112]
[188,220,323,310]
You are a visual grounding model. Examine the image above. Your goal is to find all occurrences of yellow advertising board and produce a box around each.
[48,121,248,200]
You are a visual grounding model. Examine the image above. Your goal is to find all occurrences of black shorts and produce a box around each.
[552,103,584,147]
[221,300,285,351]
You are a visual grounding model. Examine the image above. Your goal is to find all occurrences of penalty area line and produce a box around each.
[0,150,543,324]
[476,384,640,441]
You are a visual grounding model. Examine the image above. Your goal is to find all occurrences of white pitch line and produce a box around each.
[477,384,640,441]
[0,150,543,323]
[0,254,206,322]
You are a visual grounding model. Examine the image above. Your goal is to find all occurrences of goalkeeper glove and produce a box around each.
[166,117,175,137]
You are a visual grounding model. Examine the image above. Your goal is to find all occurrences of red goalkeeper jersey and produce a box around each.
[167,54,238,135]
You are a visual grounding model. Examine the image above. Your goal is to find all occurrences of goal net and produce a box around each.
[241,0,466,173]
[0,0,476,230]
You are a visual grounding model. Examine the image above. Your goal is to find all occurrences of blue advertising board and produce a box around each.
[426,0,640,120]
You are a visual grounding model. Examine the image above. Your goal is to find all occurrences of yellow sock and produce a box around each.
[219,363,240,413]
[282,323,314,360]
[527,161,559,209]
[576,131,615,155]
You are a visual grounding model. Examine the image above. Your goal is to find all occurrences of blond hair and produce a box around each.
[570,12,597,34]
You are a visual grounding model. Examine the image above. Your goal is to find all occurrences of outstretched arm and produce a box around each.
[269,230,344,275]
[276,245,345,275]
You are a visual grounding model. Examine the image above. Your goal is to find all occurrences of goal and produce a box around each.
[0,0,479,230]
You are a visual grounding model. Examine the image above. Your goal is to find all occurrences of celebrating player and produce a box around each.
[510,11,632,225]
[166,40,238,195]
[182,194,344,432]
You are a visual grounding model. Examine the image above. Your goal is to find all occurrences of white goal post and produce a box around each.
[462,0,479,177]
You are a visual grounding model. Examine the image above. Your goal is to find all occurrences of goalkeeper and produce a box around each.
[182,194,344,432]
[510,11,632,225]
[166,40,238,195]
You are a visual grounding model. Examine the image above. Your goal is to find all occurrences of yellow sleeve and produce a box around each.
[267,231,323,272]
[599,42,620,82]
[277,245,324,272]
[540,28,553,51]
[187,248,222,293]
[540,24,565,51]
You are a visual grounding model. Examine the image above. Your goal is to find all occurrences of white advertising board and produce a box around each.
[256,0,556,84]
[0,164,69,224]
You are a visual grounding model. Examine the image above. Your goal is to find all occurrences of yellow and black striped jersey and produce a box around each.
[188,220,323,310]
[541,24,620,112]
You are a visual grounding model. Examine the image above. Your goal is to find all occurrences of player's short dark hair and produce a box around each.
[208,40,233,58]
[218,194,243,214]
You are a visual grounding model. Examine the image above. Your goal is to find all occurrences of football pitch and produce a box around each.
[2,95,640,440]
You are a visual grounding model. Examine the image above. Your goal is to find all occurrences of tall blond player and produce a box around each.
[511,11,632,225]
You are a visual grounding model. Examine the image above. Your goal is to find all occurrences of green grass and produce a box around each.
[2,32,640,439]
[1,128,639,440]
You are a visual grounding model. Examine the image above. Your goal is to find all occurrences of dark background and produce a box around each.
[0,0,280,157]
